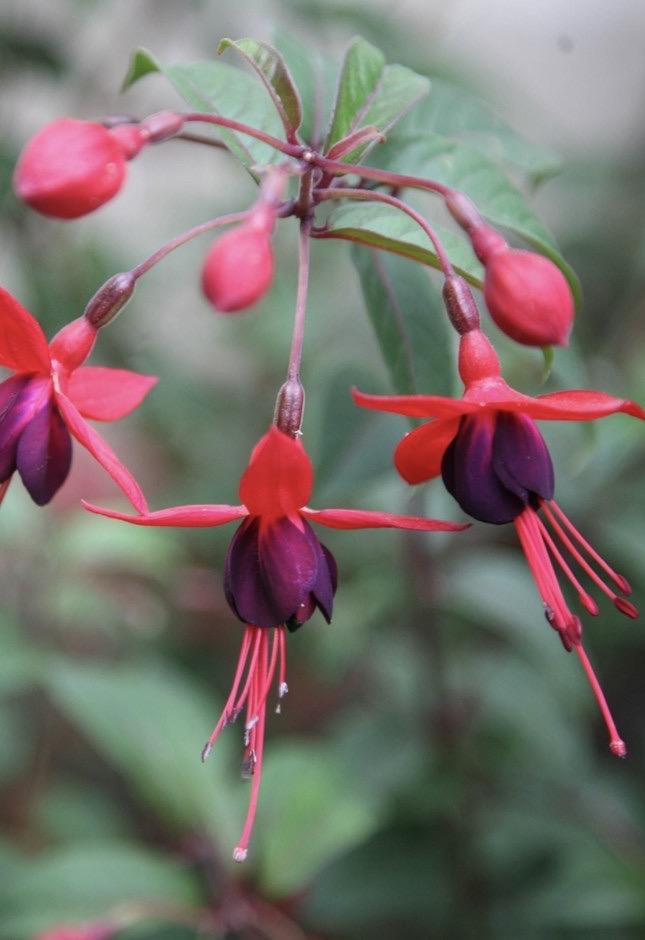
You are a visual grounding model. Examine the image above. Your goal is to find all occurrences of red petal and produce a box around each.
[301,507,469,531]
[352,387,476,419]
[395,418,460,484]
[517,389,645,421]
[239,426,313,516]
[0,288,50,374]
[67,367,158,421]
[82,501,248,526]
[55,389,148,512]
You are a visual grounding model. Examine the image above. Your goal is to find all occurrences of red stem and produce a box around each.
[182,111,304,158]
[313,153,452,197]
[315,186,454,276]
[130,211,249,281]
[287,218,312,381]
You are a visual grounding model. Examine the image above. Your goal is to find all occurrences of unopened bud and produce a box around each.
[13,118,131,219]
[83,272,136,329]
[201,222,274,312]
[445,192,507,263]
[484,248,574,346]
[273,378,305,437]
[443,274,480,334]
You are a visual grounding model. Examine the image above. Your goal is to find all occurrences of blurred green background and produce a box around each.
[2,1,645,937]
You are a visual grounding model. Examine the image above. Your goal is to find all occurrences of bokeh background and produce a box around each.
[2,1,645,937]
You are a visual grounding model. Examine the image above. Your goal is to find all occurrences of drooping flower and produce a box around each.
[83,425,468,859]
[0,287,156,509]
[354,327,645,756]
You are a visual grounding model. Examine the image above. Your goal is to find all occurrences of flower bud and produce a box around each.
[201,222,274,313]
[484,248,574,347]
[13,118,138,219]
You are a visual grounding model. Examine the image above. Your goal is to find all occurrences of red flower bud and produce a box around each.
[201,221,274,313]
[483,248,574,347]
[13,118,136,219]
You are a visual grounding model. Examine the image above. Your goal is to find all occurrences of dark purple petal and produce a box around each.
[0,375,29,480]
[16,401,73,504]
[441,414,526,524]
[224,515,318,628]
[492,412,555,503]
[312,543,337,623]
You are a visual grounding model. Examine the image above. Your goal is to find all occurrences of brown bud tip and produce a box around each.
[84,272,136,328]
[273,378,305,437]
[443,274,481,334]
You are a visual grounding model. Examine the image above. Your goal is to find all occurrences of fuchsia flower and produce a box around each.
[83,425,467,859]
[355,327,645,756]
[0,287,156,509]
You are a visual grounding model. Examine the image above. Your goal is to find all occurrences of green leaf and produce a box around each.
[273,29,336,145]
[395,77,561,184]
[121,48,284,170]
[0,843,200,940]
[373,133,581,304]
[320,199,483,284]
[45,660,240,850]
[218,37,302,140]
[255,741,381,896]
[351,247,454,396]
[324,37,429,162]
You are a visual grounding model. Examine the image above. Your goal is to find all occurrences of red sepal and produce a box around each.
[302,507,469,531]
[54,390,148,512]
[353,387,476,419]
[522,390,645,421]
[395,418,460,484]
[67,367,158,421]
[82,501,248,527]
[0,288,51,374]
[239,426,313,516]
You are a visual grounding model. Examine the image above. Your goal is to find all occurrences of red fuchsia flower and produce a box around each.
[354,327,645,756]
[0,287,156,509]
[83,425,467,859]
[201,207,275,313]
[13,118,152,219]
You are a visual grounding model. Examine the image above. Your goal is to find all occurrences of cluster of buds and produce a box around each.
[5,40,641,866]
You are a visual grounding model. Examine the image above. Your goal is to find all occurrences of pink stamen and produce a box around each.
[234,632,269,862]
[232,628,263,715]
[548,501,633,596]
[536,515,599,616]
[574,644,626,758]
[515,509,575,641]
[201,627,253,761]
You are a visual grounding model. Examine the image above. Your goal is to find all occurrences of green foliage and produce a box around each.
[351,247,454,396]
[324,37,429,162]
[218,37,303,139]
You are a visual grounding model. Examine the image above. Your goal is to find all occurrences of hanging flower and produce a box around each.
[354,327,645,756]
[0,287,156,509]
[83,424,468,859]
